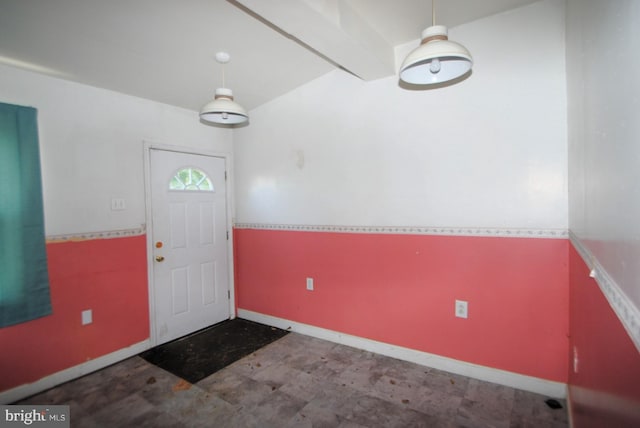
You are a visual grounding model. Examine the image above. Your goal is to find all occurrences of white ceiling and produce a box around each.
[0,0,539,113]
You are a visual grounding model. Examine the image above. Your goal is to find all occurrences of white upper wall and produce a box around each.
[567,0,640,306]
[233,0,568,230]
[0,64,232,236]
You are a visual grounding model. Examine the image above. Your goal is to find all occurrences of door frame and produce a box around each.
[143,140,236,347]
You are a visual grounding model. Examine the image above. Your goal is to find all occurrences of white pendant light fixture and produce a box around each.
[200,52,248,125]
[399,0,472,85]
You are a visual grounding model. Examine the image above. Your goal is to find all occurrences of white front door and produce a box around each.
[149,149,230,345]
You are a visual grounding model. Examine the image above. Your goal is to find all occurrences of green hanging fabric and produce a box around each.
[0,102,52,327]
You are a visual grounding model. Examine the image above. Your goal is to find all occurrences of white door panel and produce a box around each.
[150,149,229,345]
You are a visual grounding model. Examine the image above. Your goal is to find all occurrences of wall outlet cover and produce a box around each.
[82,309,93,325]
[111,198,126,211]
[455,300,468,319]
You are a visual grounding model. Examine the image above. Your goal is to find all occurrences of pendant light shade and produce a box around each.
[200,88,248,124]
[200,52,248,125]
[399,25,472,85]
[399,1,472,86]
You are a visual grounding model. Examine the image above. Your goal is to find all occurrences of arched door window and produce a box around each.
[169,167,214,191]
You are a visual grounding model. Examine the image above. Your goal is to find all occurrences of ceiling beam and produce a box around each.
[233,0,395,81]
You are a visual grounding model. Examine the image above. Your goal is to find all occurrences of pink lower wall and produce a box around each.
[568,244,640,426]
[0,235,149,393]
[234,228,569,382]
[1,229,582,397]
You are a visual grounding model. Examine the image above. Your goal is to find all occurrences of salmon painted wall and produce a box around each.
[231,0,569,386]
[235,228,569,383]
[0,236,148,392]
[568,244,640,426]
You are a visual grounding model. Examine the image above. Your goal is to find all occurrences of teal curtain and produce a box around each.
[0,102,52,327]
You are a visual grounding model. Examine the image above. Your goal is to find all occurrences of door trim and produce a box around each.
[143,140,236,347]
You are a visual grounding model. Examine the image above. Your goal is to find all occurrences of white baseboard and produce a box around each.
[238,309,567,399]
[567,387,575,428]
[568,385,640,424]
[0,339,151,404]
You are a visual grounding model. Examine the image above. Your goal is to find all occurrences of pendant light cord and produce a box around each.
[432,0,436,26]
[215,52,231,90]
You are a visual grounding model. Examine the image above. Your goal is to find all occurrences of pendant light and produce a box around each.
[200,52,248,125]
[399,0,472,85]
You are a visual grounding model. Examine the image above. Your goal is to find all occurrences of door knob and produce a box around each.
[155,256,165,262]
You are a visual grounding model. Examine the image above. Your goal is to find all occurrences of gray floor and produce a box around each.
[20,332,568,427]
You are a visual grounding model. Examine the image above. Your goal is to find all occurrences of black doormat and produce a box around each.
[139,318,289,384]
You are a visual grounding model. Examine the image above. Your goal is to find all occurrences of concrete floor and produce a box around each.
[20,333,569,427]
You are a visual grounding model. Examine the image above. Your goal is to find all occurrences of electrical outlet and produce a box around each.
[82,309,93,325]
[455,300,468,319]
[111,198,126,211]
[306,277,314,291]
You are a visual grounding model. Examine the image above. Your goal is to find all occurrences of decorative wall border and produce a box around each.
[233,223,569,239]
[570,231,640,353]
[46,225,146,243]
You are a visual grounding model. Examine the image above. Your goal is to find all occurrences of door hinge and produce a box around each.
[228,290,231,299]
[224,171,227,180]
[226,230,229,240]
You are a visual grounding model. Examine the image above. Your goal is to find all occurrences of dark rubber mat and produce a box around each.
[139,318,289,384]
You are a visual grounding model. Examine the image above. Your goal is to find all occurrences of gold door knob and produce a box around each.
[155,256,165,262]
